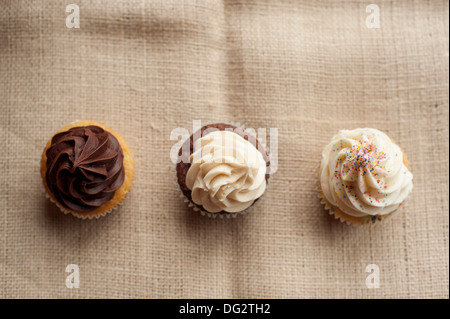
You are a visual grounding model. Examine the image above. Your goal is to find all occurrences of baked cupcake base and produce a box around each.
[40,120,135,219]
[176,123,270,217]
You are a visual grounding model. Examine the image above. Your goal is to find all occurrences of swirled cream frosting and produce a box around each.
[45,126,125,212]
[186,130,267,213]
[319,128,413,217]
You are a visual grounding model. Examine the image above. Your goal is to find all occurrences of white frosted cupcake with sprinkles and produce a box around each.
[318,128,413,226]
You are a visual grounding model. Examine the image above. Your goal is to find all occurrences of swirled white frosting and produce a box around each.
[319,128,413,217]
[186,130,267,213]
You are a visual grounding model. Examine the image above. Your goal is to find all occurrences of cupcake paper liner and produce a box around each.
[44,189,129,220]
[175,120,271,219]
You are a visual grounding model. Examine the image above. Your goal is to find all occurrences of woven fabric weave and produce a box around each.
[0,0,448,298]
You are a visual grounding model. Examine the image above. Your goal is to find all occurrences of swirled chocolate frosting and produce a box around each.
[45,126,125,212]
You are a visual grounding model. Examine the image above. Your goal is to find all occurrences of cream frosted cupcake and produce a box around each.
[41,121,135,219]
[319,128,413,225]
[176,123,270,218]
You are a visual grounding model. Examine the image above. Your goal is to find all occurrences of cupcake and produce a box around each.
[176,123,270,217]
[40,120,134,219]
[319,128,413,226]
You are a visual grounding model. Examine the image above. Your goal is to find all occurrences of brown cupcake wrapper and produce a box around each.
[174,172,268,219]
[176,120,270,218]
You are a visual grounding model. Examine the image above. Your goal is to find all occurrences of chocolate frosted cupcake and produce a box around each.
[318,128,413,226]
[177,123,270,217]
[40,120,134,219]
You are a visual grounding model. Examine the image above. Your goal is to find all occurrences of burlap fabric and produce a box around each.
[0,0,448,298]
